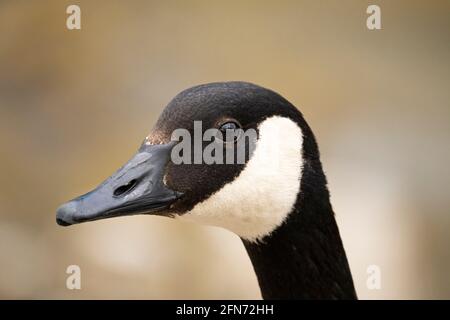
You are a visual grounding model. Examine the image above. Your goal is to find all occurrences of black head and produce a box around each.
[56,82,320,241]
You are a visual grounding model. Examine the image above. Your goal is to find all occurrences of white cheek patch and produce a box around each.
[177,116,303,243]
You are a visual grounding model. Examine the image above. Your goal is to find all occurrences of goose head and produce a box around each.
[56,82,308,242]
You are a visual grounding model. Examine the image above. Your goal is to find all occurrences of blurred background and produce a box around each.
[0,0,449,299]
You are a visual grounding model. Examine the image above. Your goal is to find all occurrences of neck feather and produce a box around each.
[242,159,357,300]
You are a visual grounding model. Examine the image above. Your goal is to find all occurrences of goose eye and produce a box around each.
[218,121,241,143]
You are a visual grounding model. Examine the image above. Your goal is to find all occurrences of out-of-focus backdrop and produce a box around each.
[0,0,449,299]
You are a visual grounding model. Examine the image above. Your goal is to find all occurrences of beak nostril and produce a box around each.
[113,179,138,197]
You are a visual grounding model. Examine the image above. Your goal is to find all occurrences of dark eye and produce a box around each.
[218,121,241,143]
[220,121,238,132]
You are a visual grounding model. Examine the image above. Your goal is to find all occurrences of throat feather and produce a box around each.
[178,116,304,242]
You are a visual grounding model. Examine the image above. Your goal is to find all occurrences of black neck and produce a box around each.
[242,160,357,299]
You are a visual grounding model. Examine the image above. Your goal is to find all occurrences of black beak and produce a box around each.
[56,142,181,226]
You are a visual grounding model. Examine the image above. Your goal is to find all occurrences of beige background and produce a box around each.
[0,0,449,299]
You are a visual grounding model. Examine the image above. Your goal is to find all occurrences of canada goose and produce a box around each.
[56,81,357,299]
